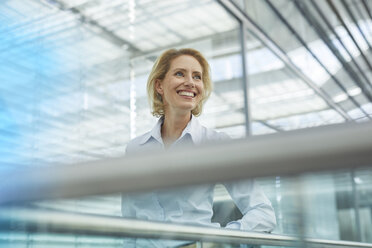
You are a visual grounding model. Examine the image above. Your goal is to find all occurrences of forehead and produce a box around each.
[170,55,202,72]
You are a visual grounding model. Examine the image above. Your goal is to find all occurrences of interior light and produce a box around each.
[348,87,362,96]
[353,177,363,184]
[333,93,348,103]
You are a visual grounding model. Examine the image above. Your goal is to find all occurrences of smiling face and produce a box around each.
[155,55,204,116]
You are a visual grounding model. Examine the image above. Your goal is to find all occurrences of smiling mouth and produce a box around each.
[177,91,196,97]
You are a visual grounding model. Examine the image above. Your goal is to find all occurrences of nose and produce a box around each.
[184,74,195,88]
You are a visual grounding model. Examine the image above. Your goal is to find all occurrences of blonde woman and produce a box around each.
[122,48,276,247]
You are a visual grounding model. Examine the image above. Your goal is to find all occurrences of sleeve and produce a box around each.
[124,137,144,156]
[223,179,276,232]
[125,139,136,156]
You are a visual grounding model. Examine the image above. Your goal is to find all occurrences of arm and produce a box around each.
[223,179,276,232]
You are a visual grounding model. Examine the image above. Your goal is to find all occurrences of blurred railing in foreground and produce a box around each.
[1,121,372,204]
[1,208,372,248]
[1,121,372,247]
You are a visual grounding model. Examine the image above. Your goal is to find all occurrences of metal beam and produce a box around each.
[239,22,252,136]
[265,0,371,119]
[353,0,372,42]
[217,0,352,121]
[326,0,372,71]
[310,0,372,91]
[256,120,284,132]
[45,0,141,53]
[361,0,372,26]
[340,0,372,54]
[293,1,372,103]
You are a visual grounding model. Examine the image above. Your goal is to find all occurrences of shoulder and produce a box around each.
[200,126,231,143]
[189,117,230,145]
[125,132,151,155]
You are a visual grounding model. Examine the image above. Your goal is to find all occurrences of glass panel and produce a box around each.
[2,168,372,247]
[2,0,372,247]
[0,0,245,246]
[0,0,244,170]
[355,169,372,243]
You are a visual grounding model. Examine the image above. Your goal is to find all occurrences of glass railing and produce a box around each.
[1,121,372,247]
[0,207,371,248]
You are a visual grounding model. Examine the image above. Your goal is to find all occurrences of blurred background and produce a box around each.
[0,0,372,247]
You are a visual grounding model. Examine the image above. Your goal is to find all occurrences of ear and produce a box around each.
[155,79,164,95]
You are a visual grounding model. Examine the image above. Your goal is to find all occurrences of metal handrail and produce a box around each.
[1,121,372,205]
[0,208,371,248]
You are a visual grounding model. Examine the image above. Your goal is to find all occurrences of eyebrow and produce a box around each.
[172,68,202,74]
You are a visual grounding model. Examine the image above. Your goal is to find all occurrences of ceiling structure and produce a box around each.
[0,0,371,165]
[230,0,372,131]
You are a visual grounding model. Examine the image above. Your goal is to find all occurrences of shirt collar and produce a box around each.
[139,115,203,146]
[139,117,163,145]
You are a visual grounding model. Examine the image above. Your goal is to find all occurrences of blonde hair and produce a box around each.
[147,48,212,117]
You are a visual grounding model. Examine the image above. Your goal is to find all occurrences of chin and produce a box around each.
[178,104,196,112]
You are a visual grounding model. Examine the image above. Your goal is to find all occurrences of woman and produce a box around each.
[122,48,276,247]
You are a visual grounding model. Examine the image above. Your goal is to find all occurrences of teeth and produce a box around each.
[178,91,194,97]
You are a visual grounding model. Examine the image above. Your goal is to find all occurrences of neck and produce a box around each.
[161,110,191,148]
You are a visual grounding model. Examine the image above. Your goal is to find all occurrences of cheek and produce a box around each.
[198,83,205,96]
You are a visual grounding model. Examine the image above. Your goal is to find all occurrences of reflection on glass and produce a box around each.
[2,169,372,247]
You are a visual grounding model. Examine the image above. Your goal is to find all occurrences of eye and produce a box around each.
[175,71,184,77]
[193,74,201,80]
